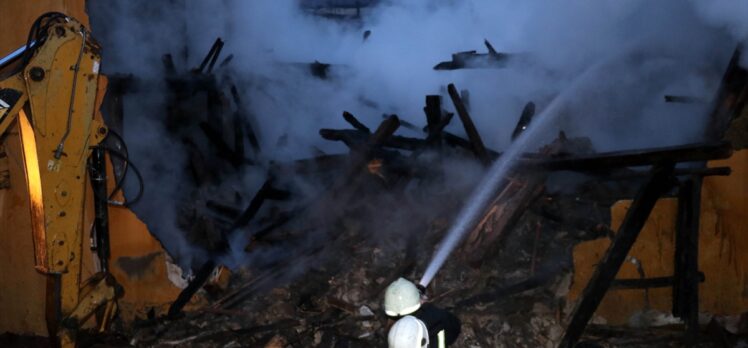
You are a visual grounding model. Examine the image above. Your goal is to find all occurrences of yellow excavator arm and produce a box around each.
[0,13,119,347]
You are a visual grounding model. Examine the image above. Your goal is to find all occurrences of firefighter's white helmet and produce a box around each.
[384,277,421,316]
[388,315,429,348]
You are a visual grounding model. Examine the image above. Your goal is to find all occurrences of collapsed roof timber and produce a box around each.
[87,33,746,346]
[1,2,748,348]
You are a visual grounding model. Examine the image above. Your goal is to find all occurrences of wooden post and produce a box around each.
[673,176,702,338]
[424,95,443,145]
[559,163,675,348]
[447,83,490,164]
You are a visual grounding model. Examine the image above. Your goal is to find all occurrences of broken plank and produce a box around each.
[611,273,704,290]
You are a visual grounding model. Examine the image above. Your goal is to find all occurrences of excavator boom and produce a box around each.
[0,13,117,347]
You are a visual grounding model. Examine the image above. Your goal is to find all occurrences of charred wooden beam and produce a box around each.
[384,135,429,151]
[318,138,730,174]
[320,128,428,152]
[511,101,535,141]
[344,115,404,182]
[206,41,224,74]
[423,95,447,147]
[196,38,224,74]
[321,126,502,158]
[664,95,705,104]
[187,318,299,345]
[379,113,420,131]
[245,211,297,251]
[305,116,406,222]
[442,132,500,158]
[673,176,703,337]
[426,113,454,143]
[603,166,731,180]
[461,89,471,112]
[218,246,325,309]
[309,61,331,79]
[219,54,234,68]
[168,260,216,319]
[271,154,349,176]
[233,109,246,161]
[342,111,370,133]
[320,116,404,217]
[424,95,442,134]
[319,129,365,149]
[199,122,245,167]
[448,84,491,164]
[162,54,177,76]
[230,85,261,154]
[611,273,705,290]
[559,163,676,348]
[484,39,498,55]
[527,141,732,172]
[206,200,243,219]
[369,114,401,146]
[461,171,546,266]
[433,44,514,70]
[231,179,291,230]
[456,273,553,308]
[706,47,748,140]
[183,139,212,185]
[415,108,455,155]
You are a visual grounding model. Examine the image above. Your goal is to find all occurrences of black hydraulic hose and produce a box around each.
[4,12,66,74]
[88,146,110,271]
[104,130,129,201]
[101,146,145,207]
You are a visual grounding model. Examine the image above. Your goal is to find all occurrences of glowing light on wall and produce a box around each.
[18,109,48,273]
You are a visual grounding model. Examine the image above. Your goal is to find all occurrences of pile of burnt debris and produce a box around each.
[93,40,748,347]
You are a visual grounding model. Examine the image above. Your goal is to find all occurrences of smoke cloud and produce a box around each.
[88,0,738,271]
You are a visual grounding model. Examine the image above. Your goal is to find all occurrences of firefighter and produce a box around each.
[384,278,461,347]
[388,315,430,348]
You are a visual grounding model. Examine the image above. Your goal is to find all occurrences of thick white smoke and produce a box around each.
[88,0,738,270]
[219,0,735,152]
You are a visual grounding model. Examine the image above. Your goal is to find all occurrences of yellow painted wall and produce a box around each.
[698,150,748,313]
[0,127,49,335]
[569,150,748,324]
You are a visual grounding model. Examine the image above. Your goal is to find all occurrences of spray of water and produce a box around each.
[419,114,548,286]
[419,61,601,287]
